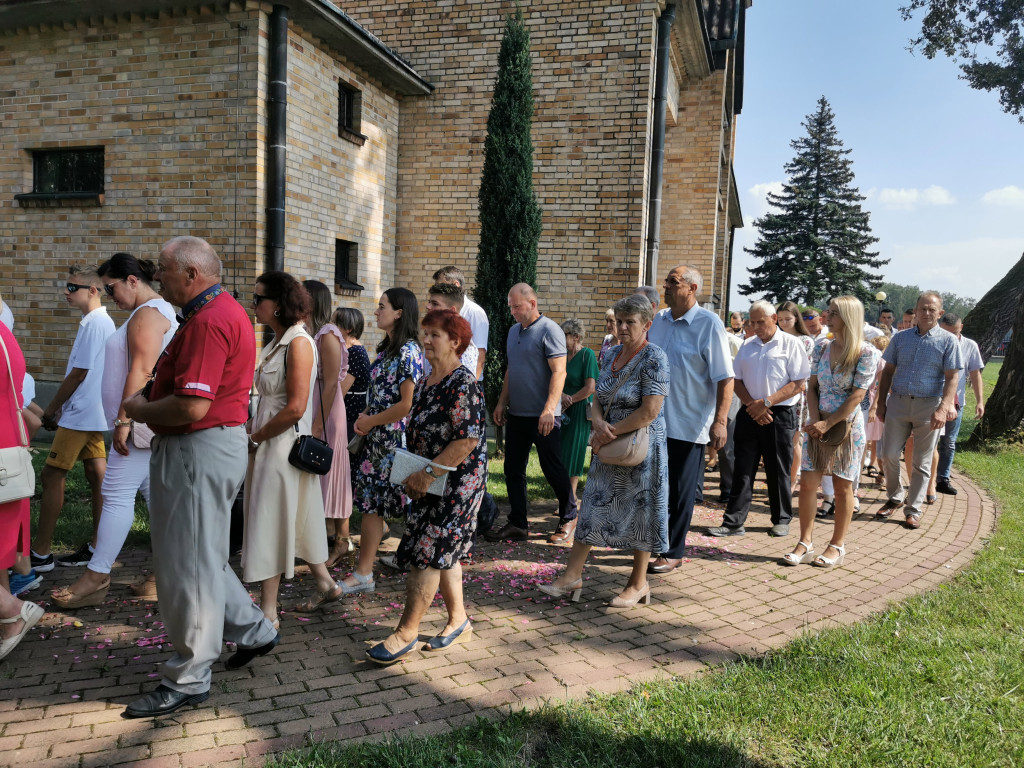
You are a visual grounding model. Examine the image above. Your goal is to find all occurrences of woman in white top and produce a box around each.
[243,272,337,629]
[52,254,177,609]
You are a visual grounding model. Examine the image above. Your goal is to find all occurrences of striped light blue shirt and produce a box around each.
[883,324,963,398]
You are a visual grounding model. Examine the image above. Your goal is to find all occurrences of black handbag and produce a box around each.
[286,351,334,476]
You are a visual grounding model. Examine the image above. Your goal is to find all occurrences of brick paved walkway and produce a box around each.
[1,467,995,768]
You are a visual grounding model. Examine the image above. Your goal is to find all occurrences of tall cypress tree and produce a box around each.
[474,7,542,417]
[740,97,886,306]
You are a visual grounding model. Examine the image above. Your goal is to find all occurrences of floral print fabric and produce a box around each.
[353,340,423,519]
[396,366,487,570]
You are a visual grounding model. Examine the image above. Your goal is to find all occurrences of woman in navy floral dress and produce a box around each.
[367,309,485,665]
[339,289,423,595]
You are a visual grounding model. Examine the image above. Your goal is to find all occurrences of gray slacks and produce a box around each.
[150,425,276,694]
[880,394,942,516]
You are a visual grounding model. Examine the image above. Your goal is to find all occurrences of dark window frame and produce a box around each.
[15,147,106,206]
[337,81,367,147]
[335,239,363,295]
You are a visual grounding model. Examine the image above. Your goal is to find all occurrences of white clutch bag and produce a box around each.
[389,448,456,496]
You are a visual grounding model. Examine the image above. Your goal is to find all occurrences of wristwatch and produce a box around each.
[762,398,772,408]
[423,465,439,477]
[113,419,133,428]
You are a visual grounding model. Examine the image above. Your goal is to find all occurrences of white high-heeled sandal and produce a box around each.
[339,571,375,594]
[812,543,845,569]
[780,541,815,566]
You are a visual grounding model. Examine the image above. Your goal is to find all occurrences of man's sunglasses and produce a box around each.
[66,282,92,293]
[802,314,818,320]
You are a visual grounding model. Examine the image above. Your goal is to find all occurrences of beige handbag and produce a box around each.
[594,353,649,467]
[805,410,854,474]
[0,333,35,504]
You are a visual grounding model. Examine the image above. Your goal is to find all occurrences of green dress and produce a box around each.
[560,346,600,477]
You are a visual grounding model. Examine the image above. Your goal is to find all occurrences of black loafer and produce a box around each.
[122,685,209,718]
[225,631,280,671]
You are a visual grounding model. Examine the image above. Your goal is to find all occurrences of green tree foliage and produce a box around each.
[901,0,1024,122]
[875,282,977,322]
[474,7,542,413]
[739,97,887,306]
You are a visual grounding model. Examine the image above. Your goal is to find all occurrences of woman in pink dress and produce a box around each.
[0,323,45,661]
[303,282,354,567]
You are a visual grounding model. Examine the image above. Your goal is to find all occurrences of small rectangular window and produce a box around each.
[338,82,365,146]
[335,239,363,294]
[33,148,104,194]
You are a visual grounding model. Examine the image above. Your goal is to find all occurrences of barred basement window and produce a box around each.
[34,148,104,194]
[338,82,366,146]
[335,239,363,295]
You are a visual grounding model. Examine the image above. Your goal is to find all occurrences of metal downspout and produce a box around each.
[644,3,676,284]
[266,5,288,273]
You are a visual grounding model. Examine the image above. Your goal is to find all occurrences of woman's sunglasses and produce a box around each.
[103,279,126,296]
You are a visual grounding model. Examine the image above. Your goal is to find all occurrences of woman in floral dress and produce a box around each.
[782,295,879,570]
[339,288,423,595]
[366,309,485,665]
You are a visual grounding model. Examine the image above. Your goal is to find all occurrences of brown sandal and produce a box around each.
[291,582,343,613]
[325,538,357,568]
[51,576,111,609]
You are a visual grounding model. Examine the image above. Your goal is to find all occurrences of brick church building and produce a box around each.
[0,0,748,382]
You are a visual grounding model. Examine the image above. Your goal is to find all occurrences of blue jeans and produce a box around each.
[936,406,964,482]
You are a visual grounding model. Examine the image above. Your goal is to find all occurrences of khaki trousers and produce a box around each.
[150,425,276,694]
[880,394,942,516]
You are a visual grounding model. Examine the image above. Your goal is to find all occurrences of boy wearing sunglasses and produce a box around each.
[32,265,115,572]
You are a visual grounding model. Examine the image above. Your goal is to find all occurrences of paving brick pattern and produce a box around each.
[1,468,995,767]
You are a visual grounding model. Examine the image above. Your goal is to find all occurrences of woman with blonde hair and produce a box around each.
[782,295,879,569]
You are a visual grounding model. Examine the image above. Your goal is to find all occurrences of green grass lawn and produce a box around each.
[268,363,1024,767]
[27,448,151,554]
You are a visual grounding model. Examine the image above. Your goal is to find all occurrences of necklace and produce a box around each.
[612,340,647,372]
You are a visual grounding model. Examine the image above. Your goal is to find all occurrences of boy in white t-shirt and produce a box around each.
[31,265,116,573]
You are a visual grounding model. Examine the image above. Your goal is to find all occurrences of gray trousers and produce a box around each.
[150,425,276,694]
[880,394,942,516]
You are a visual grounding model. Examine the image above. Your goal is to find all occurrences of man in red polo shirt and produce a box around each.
[121,236,277,718]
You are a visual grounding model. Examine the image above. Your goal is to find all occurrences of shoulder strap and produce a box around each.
[0,333,29,448]
[601,347,646,421]
[284,336,328,441]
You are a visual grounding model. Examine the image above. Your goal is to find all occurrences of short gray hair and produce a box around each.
[749,299,776,317]
[613,294,653,324]
[677,266,703,294]
[561,318,584,340]
[917,290,943,308]
[163,236,222,278]
[635,285,660,308]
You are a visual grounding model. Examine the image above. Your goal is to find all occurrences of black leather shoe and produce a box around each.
[483,522,528,542]
[225,631,280,671]
[122,685,209,718]
[936,480,958,496]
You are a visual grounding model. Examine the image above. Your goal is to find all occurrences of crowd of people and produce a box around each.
[0,237,985,719]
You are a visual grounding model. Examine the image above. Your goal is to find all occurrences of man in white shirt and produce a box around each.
[802,308,827,342]
[935,312,985,496]
[32,265,115,572]
[433,266,486,381]
[708,300,810,538]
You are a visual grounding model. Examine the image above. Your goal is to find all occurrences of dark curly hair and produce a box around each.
[97,252,157,284]
[377,287,420,359]
[422,308,472,356]
[256,270,311,327]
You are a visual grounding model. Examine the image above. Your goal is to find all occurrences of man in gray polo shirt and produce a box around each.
[485,283,576,543]
[875,291,962,529]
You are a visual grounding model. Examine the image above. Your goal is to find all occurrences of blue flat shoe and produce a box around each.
[424,619,472,652]
[366,636,420,666]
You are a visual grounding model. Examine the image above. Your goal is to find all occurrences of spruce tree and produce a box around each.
[740,97,886,306]
[474,7,542,416]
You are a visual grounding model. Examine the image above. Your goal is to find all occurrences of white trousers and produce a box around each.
[87,445,152,574]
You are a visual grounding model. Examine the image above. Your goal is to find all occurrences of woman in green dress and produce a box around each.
[559,319,600,513]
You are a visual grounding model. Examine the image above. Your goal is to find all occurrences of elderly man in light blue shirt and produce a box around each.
[646,266,734,574]
[875,291,962,529]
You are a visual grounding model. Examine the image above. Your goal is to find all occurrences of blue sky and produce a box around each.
[729,0,1024,310]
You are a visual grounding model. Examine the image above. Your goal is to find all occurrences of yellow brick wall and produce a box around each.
[339,0,662,346]
[0,4,265,379]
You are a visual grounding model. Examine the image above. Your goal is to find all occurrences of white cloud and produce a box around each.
[745,181,784,221]
[981,185,1024,207]
[873,185,956,210]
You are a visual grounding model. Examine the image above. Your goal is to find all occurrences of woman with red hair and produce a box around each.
[366,309,486,665]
